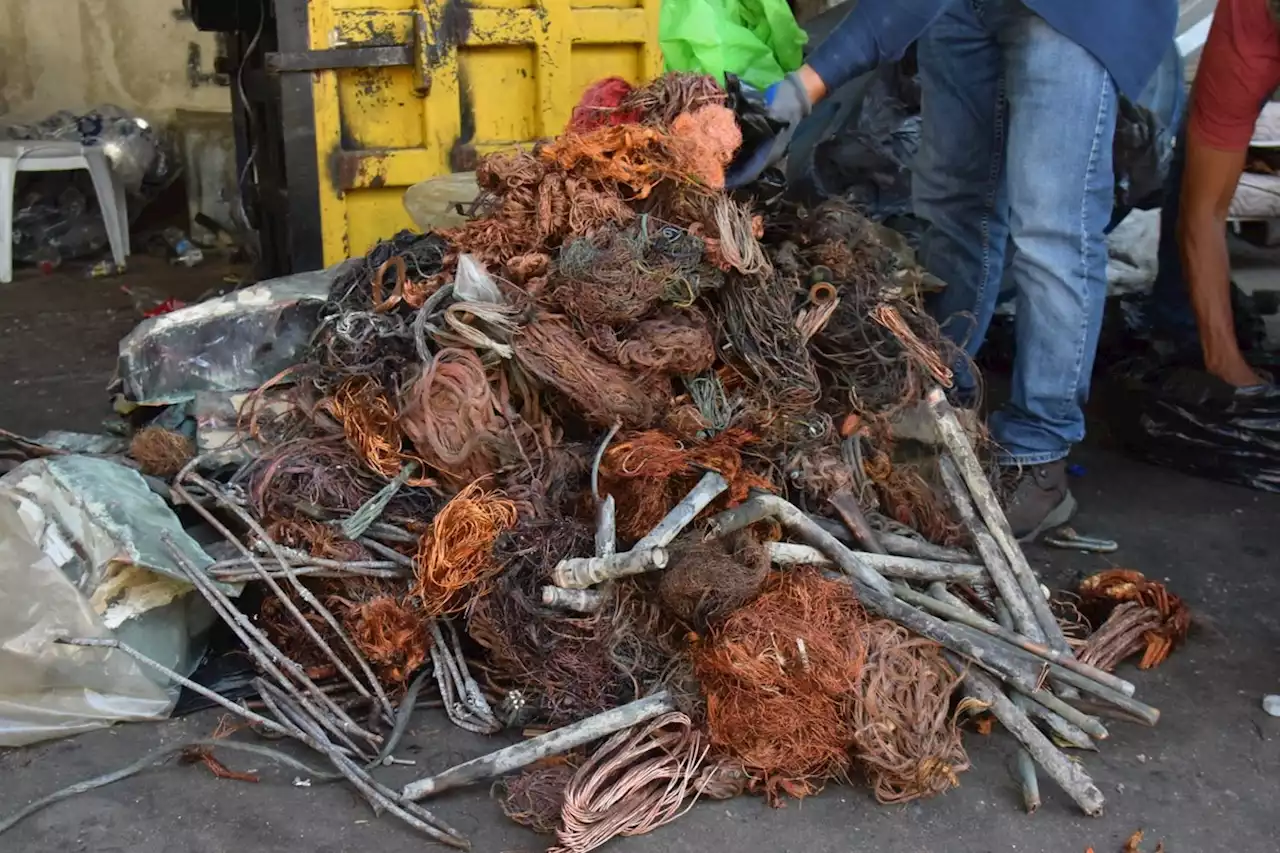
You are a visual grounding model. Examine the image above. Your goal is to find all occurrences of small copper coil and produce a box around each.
[371,255,407,313]
[808,281,837,306]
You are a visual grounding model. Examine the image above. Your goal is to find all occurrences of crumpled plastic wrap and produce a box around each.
[0,455,226,746]
[2,104,178,263]
[1105,359,1280,493]
[115,266,346,405]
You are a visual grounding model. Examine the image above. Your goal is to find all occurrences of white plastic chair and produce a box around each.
[0,140,130,283]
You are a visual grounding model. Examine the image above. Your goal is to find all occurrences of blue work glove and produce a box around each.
[725,72,813,190]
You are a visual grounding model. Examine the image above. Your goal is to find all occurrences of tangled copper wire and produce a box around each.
[620,73,727,129]
[467,519,634,723]
[264,516,371,562]
[1077,570,1191,670]
[326,378,435,485]
[850,619,969,804]
[554,235,671,325]
[862,451,965,546]
[400,348,507,486]
[713,271,821,418]
[551,712,739,853]
[606,312,716,376]
[598,428,774,539]
[658,531,769,629]
[514,315,659,429]
[785,445,858,506]
[248,439,379,517]
[330,580,431,686]
[415,481,519,616]
[667,105,741,189]
[540,124,719,198]
[445,151,634,276]
[553,223,710,325]
[129,426,195,478]
[872,302,954,389]
[692,569,868,800]
[496,762,578,834]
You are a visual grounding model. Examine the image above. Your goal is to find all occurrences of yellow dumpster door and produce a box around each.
[298,0,663,264]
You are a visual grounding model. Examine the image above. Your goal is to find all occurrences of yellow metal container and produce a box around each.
[298,0,663,265]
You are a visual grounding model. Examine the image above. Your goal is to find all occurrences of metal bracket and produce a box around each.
[266,45,413,73]
[264,11,431,98]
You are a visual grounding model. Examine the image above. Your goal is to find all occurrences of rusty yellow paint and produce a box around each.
[307,1,350,261]
[306,0,663,264]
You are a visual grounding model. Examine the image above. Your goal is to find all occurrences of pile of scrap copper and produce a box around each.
[3,74,1188,848]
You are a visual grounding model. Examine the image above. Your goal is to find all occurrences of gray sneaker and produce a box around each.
[1000,461,1078,542]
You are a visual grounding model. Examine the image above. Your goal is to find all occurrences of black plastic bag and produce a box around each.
[1104,357,1280,493]
[785,59,919,217]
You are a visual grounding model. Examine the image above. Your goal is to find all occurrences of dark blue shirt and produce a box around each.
[806,0,1178,101]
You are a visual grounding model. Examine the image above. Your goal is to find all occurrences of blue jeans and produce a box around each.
[915,0,1118,465]
[1145,124,1200,345]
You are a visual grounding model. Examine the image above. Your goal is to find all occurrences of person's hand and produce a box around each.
[725,72,815,189]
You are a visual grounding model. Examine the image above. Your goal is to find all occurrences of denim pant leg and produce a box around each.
[915,3,1010,401]
[986,11,1117,465]
[1146,124,1201,343]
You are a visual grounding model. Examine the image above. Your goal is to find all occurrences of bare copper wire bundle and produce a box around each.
[850,619,969,804]
[329,580,431,687]
[658,531,768,629]
[326,378,435,485]
[862,451,965,546]
[400,348,506,487]
[248,438,379,518]
[700,196,770,275]
[264,515,371,562]
[553,223,691,325]
[872,302,955,388]
[513,315,658,429]
[539,124,712,198]
[129,426,195,478]
[467,519,636,723]
[1077,569,1191,670]
[552,711,736,853]
[495,762,578,834]
[598,428,773,539]
[414,481,518,616]
[692,569,868,800]
[257,590,335,675]
[554,220,714,325]
[609,311,716,376]
[713,271,821,418]
[444,151,636,275]
[619,73,727,128]
[785,445,858,506]
[667,105,741,190]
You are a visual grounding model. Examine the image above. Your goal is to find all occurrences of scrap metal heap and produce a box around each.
[2,74,1189,849]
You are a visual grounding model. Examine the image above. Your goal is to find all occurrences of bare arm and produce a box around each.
[1176,139,1261,386]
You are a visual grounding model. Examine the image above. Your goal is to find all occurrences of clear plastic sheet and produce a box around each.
[0,456,224,746]
[115,266,345,405]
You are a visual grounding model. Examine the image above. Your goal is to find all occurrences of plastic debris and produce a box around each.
[0,455,222,746]
[114,265,347,405]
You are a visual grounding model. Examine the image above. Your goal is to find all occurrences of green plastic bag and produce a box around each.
[660,0,808,90]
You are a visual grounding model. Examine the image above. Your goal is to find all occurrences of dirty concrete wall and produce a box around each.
[0,0,230,122]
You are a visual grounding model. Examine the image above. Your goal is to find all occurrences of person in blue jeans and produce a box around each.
[734,0,1177,539]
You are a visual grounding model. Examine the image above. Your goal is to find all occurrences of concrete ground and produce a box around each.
[1,259,1278,853]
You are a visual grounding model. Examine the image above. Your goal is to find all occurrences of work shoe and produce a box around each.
[1000,461,1077,542]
